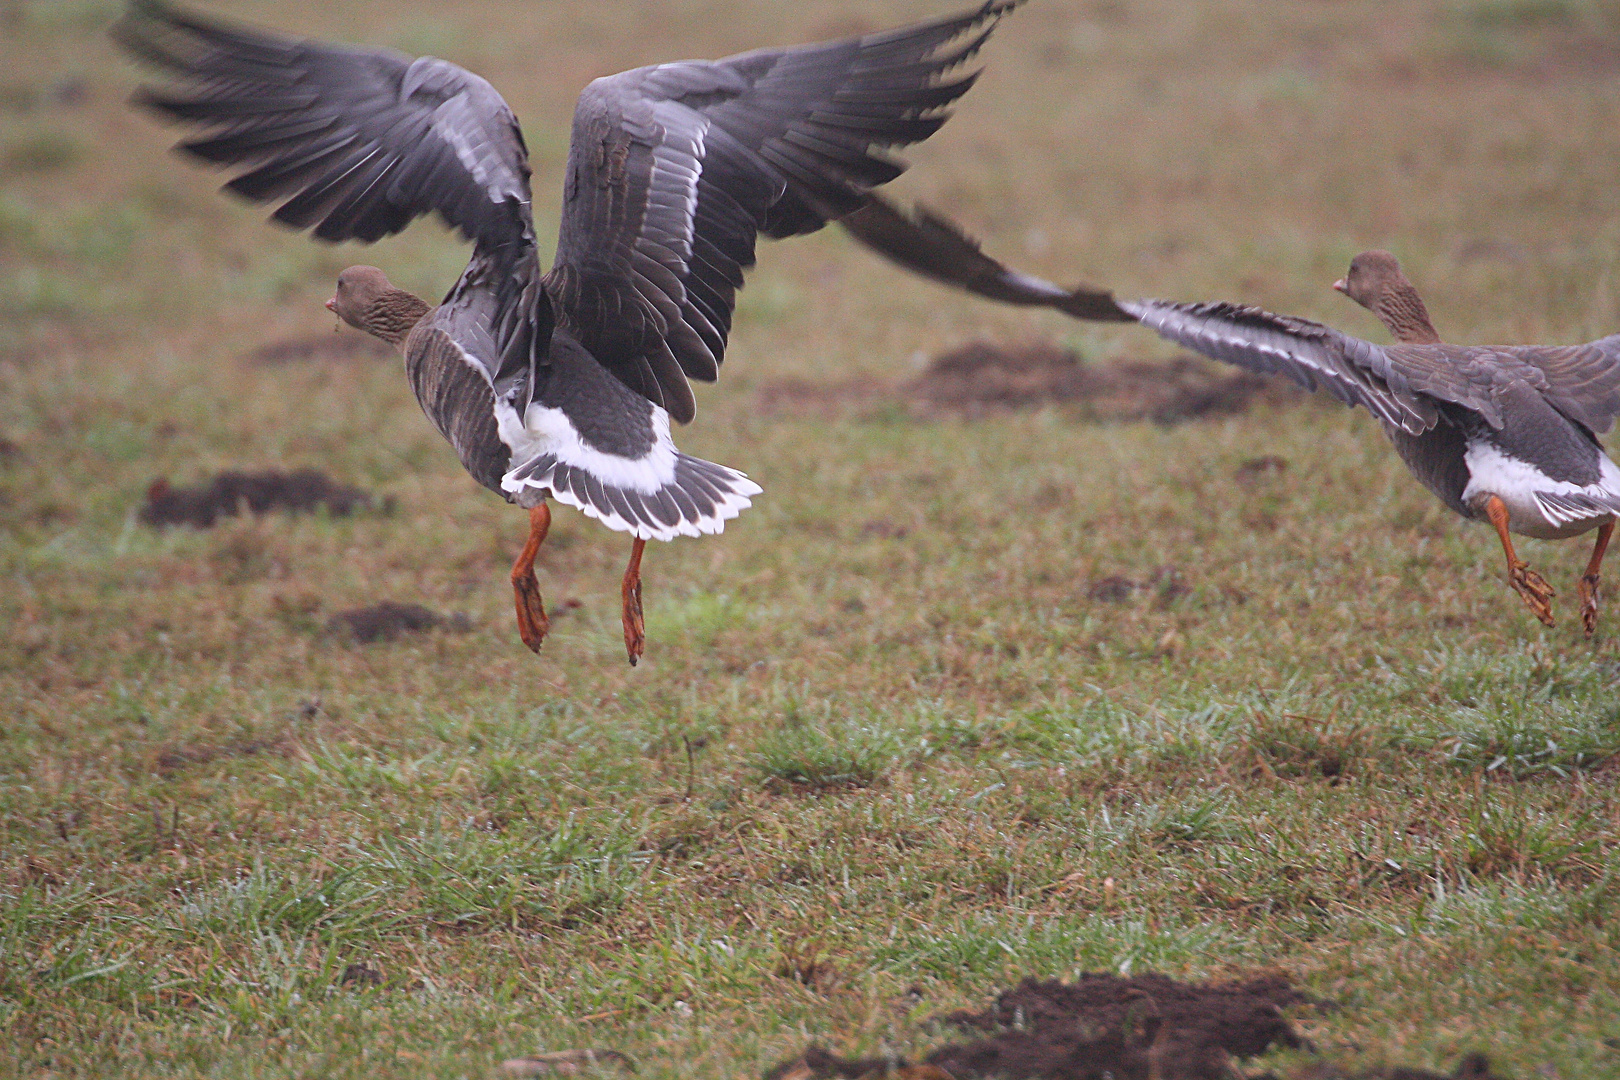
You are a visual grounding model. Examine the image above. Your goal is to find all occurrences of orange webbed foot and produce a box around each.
[1508,561,1556,627]
[511,503,552,655]
[1579,573,1601,636]
[513,570,550,654]
[621,537,646,667]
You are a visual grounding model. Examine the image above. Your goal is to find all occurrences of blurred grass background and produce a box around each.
[4,0,1620,1077]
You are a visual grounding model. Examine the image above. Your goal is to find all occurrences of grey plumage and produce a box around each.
[1116,299,1620,531]
[403,325,512,494]
[840,192,1132,322]
[1120,298,1440,435]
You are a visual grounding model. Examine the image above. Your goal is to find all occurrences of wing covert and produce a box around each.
[1505,338,1620,436]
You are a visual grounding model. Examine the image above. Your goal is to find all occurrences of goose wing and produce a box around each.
[839,191,1133,321]
[541,1,1020,424]
[779,192,1439,434]
[114,0,533,250]
[1357,339,1620,436]
[1121,299,1439,434]
[1519,337,1620,435]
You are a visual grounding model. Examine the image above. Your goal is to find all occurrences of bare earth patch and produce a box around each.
[139,468,383,528]
[757,340,1309,424]
[154,733,299,776]
[770,974,1505,1080]
[325,601,472,643]
[244,331,394,365]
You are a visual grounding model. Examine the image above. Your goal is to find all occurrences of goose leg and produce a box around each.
[511,503,552,653]
[1482,494,1555,626]
[1578,518,1614,636]
[621,537,646,667]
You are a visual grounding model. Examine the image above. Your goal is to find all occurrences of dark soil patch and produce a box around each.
[155,734,297,776]
[860,519,910,539]
[912,342,1306,422]
[765,1048,947,1080]
[140,469,382,528]
[1086,574,1137,603]
[326,601,471,643]
[756,340,1308,424]
[768,973,1506,1080]
[338,962,383,988]
[935,973,1308,1078]
[246,331,393,365]
[1289,1053,1501,1079]
[1086,565,1190,607]
[1234,455,1288,482]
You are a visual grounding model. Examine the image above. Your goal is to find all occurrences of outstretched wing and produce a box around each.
[542,1,1021,424]
[113,0,533,249]
[839,191,1133,322]
[1121,298,1439,434]
[1102,299,1620,440]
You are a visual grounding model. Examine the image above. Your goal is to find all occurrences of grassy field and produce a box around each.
[5,0,1620,1076]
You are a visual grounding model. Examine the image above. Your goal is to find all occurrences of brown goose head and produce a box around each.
[1332,250,1441,345]
[326,265,431,347]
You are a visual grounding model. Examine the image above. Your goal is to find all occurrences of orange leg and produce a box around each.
[1482,494,1555,627]
[511,503,552,654]
[1578,518,1614,636]
[621,537,647,667]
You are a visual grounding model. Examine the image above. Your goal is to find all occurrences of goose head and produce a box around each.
[1333,250,1441,345]
[327,265,429,347]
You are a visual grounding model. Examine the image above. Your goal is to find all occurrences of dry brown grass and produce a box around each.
[4,0,1620,1077]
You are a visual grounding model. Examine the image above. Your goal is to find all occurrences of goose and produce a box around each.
[116,0,1022,665]
[1325,249,1616,632]
[836,202,1620,632]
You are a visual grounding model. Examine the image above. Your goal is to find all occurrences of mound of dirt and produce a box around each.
[767,973,1506,1080]
[909,341,1305,422]
[246,332,393,364]
[326,601,470,643]
[1290,1053,1502,1079]
[939,973,1307,1079]
[1086,565,1190,606]
[140,469,381,528]
[756,339,1308,424]
[1234,455,1288,482]
[155,733,297,775]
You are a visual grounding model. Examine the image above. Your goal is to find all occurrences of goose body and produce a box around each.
[1120,289,1620,628]
[1328,251,1620,544]
[120,0,1022,661]
[394,293,757,543]
[1121,296,1620,537]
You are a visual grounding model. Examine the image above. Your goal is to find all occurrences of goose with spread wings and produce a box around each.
[835,201,1620,632]
[1122,271,1620,633]
[116,0,1023,664]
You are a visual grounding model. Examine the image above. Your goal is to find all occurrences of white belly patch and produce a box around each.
[1462,440,1620,540]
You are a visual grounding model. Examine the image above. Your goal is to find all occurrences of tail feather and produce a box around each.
[504,451,761,542]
